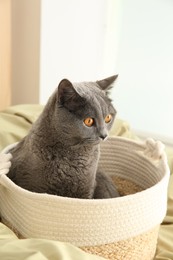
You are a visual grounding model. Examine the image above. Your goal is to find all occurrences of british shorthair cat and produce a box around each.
[7,75,120,199]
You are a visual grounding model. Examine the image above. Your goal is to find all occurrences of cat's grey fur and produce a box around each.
[7,76,119,199]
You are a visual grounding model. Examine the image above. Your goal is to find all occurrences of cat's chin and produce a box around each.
[71,138,101,147]
[84,138,101,146]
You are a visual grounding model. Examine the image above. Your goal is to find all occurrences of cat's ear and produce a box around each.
[96,75,118,91]
[58,79,85,111]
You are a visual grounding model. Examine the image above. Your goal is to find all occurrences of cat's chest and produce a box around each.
[46,145,99,174]
[41,143,99,163]
[41,145,100,197]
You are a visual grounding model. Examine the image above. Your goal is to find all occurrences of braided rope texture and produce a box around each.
[0,137,170,259]
[81,226,160,260]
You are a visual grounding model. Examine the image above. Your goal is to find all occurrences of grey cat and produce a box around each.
[7,75,119,199]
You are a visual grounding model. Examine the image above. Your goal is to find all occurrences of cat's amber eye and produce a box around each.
[105,114,112,123]
[84,117,94,127]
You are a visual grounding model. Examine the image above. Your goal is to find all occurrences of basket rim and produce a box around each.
[0,136,170,205]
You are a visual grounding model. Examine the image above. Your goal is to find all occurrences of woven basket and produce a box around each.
[0,137,169,260]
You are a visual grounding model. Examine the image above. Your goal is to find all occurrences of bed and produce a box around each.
[0,105,173,260]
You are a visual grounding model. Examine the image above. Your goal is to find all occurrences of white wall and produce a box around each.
[39,0,173,142]
[39,0,120,103]
[114,0,173,141]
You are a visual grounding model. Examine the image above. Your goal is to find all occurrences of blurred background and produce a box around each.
[0,0,173,144]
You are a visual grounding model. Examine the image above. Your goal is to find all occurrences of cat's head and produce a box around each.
[50,75,118,146]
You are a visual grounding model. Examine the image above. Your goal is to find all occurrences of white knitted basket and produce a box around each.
[0,137,170,260]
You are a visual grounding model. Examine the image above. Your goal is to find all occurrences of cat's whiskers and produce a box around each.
[105,136,116,146]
